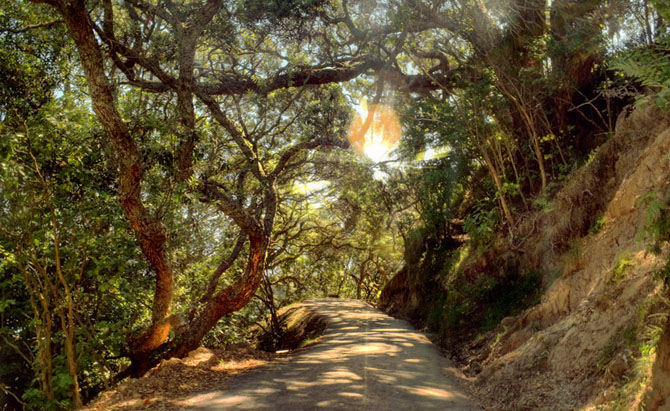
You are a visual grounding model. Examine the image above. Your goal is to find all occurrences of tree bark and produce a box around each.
[52,0,175,355]
[123,227,270,377]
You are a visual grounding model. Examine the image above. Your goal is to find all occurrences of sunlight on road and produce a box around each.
[188,299,478,410]
[410,386,453,398]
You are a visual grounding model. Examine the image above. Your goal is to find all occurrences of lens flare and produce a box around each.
[348,101,401,163]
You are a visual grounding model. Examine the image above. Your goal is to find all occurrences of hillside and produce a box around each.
[379,104,670,409]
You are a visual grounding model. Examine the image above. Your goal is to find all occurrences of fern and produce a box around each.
[638,192,670,282]
[611,30,670,109]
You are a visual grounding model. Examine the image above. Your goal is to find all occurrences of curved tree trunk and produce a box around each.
[50,0,176,356]
[46,0,278,381]
[123,228,270,378]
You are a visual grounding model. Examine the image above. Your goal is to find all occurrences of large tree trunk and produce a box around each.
[123,230,270,377]
[549,0,603,134]
[46,0,278,381]
[52,0,176,356]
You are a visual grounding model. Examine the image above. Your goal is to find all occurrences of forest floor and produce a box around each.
[87,298,480,410]
[85,344,278,410]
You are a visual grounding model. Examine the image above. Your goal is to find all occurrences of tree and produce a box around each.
[15,0,615,383]
[24,0,440,377]
[0,93,149,408]
[253,149,403,348]
[392,0,608,193]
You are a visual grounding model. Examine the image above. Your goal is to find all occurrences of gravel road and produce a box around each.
[185,298,480,410]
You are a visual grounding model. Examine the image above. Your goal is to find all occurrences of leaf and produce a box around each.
[54,372,74,392]
[0,299,15,312]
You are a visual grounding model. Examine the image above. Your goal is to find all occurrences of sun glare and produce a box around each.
[348,100,401,163]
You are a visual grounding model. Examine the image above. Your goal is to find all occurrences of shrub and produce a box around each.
[438,268,543,336]
[590,215,607,234]
[463,202,497,248]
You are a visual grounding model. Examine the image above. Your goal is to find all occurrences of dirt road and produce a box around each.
[185,298,479,410]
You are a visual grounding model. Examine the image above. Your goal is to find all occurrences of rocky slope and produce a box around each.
[380,104,670,409]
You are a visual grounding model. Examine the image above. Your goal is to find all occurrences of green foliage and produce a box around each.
[592,297,670,407]
[611,31,670,109]
[202,312,258,348]
[590,215,607,234]
[533,196,555,213]
[596,325,637,371]
[403,226,429,270]
[0,1,66,118]
[638,192,670,282]
[565,238,584,263]
[654,0,670,21]
[256,306,327,352]
[429,268,542,336]
[0,95,148,408]
[611,305,666,407]
[463,202,497,249]
[612,251,636,283]
[399,98,474,237]
[477,270,543,331]
[427,292,448,333]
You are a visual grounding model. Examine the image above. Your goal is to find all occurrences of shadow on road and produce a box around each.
[184,298,479,410]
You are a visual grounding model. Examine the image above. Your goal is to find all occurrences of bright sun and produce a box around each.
[348,101,401,163]
[364,140,391,163]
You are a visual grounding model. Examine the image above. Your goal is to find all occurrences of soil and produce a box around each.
[379,104,670,409]
[457,105,670,409]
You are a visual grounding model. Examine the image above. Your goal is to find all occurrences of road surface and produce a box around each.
[186,298,479,410]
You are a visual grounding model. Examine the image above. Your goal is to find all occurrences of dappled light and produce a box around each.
[409,387,453,398]
[4,0,668,408]
[182,299,475,410]
[85,346,277,410]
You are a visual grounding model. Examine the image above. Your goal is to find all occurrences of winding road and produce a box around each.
[186,298,479,410]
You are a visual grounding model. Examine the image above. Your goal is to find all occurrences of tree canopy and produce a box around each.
[1,0,667,408]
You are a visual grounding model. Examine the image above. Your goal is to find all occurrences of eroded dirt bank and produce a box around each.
[380,105,670,409]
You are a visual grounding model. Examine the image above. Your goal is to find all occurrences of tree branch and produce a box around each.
[199,232,247,303]
[200,58,385,95]
[0,19,63,34]
[198,179,260,234]
[269,138,349,179]
[195,91,267,180]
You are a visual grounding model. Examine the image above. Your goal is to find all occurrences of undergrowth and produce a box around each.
[427,265,542,337]
[590,215,607,234]
[596,325,637,372]
[609,297,667,410]
[638,192,670,282]
[611,251,636,284]
[608,191,670,409]
[257,305,327,352]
